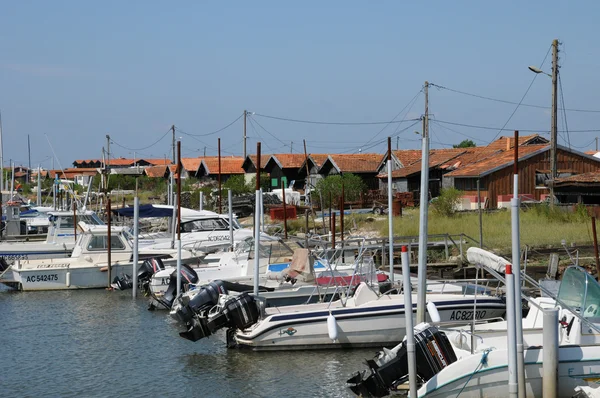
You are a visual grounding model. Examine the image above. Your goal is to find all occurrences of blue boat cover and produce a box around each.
[113,204,175,218]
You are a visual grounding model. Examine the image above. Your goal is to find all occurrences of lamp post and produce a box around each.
[529,39,559,206]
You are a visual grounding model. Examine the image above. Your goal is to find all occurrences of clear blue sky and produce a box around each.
[1,1,599,169]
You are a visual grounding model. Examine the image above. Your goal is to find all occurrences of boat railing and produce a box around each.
[423,278,503,296]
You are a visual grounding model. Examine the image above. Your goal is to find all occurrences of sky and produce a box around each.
[1,1,600,170]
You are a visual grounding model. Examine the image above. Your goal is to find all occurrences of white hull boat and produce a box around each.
[0,210,104,265]
[0,223,201,291]
[348,249,600,398]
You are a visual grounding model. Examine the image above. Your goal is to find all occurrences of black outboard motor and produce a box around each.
[138,258,166,295]
[111,274,133,290]
[179,290,261,343]
[172,281,228,324]
[159,263,199,309]
[347,325,457,397]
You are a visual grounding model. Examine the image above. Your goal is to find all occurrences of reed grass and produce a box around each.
[376,206,594,251]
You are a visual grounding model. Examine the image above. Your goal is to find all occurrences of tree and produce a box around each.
[222,175,252,195]
[453,139,476,148]
[315,173,366,208]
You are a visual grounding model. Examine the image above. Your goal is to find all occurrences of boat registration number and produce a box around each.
[208,235,229,242]
[25,274,59,283]
[449,310,486,321]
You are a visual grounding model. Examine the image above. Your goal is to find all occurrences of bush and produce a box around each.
[314,173,366,208]
[431,187,463,217]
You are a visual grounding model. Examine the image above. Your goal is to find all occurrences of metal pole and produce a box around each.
[331,212,336,249]
[37,166,41,206]
[73,202,77,242]
[512,131,526,398]
[253,142,262,296]
[132,196,139,298]
[305,209,309,248]
[218,138,222,214]
[171,125,176,164]
[243,110,247,159]
[387,137,394,284]
[10,161,14,201]
[176,141,182,297]
[416,81,430,324]
[542,308,559,398]
[228,189,234,249]
[340,183,345,244]
[260,188,265,233]
[282,180,288,240]
[401,246,418,398]
[199,191,204,211]
[549,39,559,207]
[593,217,600,280]
[506,263,519,398]
[477,178,483,248]
[107,197,112,288]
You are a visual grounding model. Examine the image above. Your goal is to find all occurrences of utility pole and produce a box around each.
[596,137,598,152]
[290,141,293,153]
[549,39,559,207]
[243,110,247,159]
[203,147,206,157]
[416,81,430,325]
[396,136,399,151]
[171,125,176,165]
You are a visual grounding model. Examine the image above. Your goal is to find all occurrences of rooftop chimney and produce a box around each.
[506,136,511,151]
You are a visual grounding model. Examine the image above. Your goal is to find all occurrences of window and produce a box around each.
[454,178,485,191]
[271,178,278,187]
[281,176,288,188]
[87,235,126,251]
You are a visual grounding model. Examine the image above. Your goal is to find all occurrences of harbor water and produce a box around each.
[0,288,377,397]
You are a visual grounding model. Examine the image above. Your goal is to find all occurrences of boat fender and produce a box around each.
[426,301,441,323]
[327,313,338,341]
[66,271,71,287]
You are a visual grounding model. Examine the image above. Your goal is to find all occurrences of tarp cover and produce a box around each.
[113,204,175,218]
[466,247,510,273]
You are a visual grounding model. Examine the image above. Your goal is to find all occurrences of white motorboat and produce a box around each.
[0,210,104,265]
[116,204,276,250]
[347,248,600,398]
[0,222,202,291]
[171,270,506,348]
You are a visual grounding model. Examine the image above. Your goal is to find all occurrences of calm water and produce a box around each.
[0,288,379,398]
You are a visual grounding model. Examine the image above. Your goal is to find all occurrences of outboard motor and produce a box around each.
[111,274,133,290]
[347,325,457,397]
[179,290,261,343]
[138,258,166,295]
[158,263,199,309]
[172,281,228,324]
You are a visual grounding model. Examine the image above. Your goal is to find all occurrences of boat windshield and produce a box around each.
[180,217,230,232]
[558,267,600,320]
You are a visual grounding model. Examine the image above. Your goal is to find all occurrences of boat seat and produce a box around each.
[353,283,379,306]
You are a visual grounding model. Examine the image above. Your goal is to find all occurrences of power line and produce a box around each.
[247,115,288,147]
[434,119,600,134]
[429,120,488,143]
[110,128,172,152]
[559,74,571,149]
[175,114,243,137]
[246,117,276,152]
[253,112,421,125]
[360,89,423,149]
[429,83,600,114]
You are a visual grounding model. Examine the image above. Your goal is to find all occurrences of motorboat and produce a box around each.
[0,210,104,265]
[347,248,600,397]
[170,263,506,349]
[0,222,203,291]
[114,204,276,251]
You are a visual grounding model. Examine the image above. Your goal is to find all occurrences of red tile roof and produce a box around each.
[142,158,172,166]
[383,149,467,178]
[181,158,202,173]
[270,154,308,169]
[392,149,422,167]
[486,134,548,151]
[445,144,549,177]
[326,154,382,173]
[202,157,245,175]
[144,165,168,178]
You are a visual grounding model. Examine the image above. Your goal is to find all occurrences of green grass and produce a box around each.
[375,206,594,252]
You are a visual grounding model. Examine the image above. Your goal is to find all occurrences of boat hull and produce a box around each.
[418,345,600,397]
[234,297,506,351]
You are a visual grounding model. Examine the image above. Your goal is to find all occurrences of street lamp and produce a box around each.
[528,39,559,206]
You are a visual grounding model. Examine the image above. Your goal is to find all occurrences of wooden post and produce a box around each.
[177,141,182,239]
[281,180,288,240]
[304,209,309,248]
[331,212,336,249]
[593,217,600,280]
[107,196,111,288]
[340,183,345,244]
